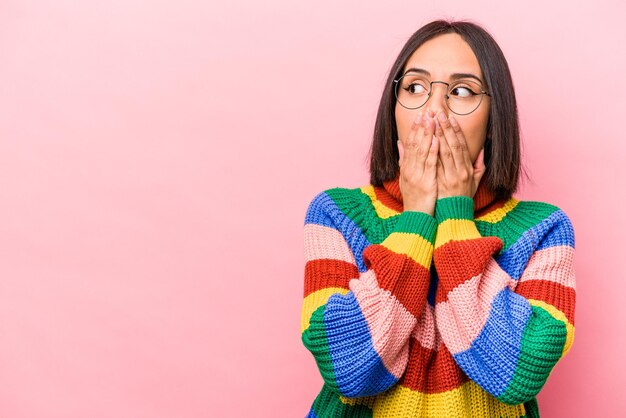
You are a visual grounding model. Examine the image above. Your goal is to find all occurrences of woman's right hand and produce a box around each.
[397,112,439,217]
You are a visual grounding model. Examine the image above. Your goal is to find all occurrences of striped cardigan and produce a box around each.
[301,175,575,417]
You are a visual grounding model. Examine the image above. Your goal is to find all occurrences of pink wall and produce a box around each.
[0,0,623,417]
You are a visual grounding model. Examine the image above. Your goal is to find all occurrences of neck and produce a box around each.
[380,173,499,215]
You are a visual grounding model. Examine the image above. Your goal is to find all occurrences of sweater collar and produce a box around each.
[380,173,499,214]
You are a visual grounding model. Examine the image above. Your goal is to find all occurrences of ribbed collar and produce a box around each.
[380,173,499,215]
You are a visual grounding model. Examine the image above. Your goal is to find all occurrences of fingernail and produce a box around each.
[449,116,457,126]
[437,111,447,122]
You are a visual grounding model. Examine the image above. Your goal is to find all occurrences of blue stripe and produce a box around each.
[537,210,575,250]
[305,409,318,418]
[305,191,372,272]
[324,291,398,397]
[453,288,532,396]
[495,210,574,280]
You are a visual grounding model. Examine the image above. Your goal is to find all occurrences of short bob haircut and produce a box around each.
[368,19,526,201]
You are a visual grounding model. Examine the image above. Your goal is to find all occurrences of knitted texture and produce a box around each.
[301,175,575,418]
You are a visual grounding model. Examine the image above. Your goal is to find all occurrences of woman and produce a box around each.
[300,19,576,418]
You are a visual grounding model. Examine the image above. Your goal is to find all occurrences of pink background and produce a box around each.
[0,0,624,417]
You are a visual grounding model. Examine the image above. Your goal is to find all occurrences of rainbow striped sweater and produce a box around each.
[301,175,576,418]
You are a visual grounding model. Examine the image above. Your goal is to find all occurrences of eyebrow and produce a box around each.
[403,67,484,84]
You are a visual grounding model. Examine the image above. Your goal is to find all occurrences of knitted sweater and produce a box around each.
[301,174,576,418]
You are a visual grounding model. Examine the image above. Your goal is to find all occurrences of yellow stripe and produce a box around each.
[300,287,350,333]
[475,198,519,223]
[360,185,400,219]
[381,232,433,269]
[370,380,525,417]
[528,299,575,357]
[434,219,481,249]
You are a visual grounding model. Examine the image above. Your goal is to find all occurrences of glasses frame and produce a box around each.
[393,74,491,116]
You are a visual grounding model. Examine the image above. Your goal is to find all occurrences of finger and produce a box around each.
[401,114,428,175]
[425,135,439,174]
[404,113,423,147]
[436,156,445,191]
[416,115,434,163]
[403,114,428,174]
[435,117,456,173]
[436,111,463,166]
[448,115,473,168]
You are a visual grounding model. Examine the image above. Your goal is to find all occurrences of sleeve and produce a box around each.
[300,191,437,398]
[431,196,576,405]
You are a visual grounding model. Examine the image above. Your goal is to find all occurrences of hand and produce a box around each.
[397,112,440,216]
[433,111,485,199]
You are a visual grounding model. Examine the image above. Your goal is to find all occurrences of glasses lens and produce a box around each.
[446,80,485,115]
[395,75,430,109]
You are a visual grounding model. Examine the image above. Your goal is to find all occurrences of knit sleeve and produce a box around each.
[432,196,576,405]
[301,190,437,399]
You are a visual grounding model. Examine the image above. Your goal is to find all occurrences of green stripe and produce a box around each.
[325,188,435,245]
[476,201,560,251]
[498,305,567,405]
[311,384,373,418]
[302,305,339,392]
[325,187,392,244]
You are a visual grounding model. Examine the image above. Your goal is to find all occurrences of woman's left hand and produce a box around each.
[433,111,486,199]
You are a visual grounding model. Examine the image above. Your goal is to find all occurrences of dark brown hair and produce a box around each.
[368,19,528,200]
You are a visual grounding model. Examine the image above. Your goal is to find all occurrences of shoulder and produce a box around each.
[499,197,575,248]
[304,185,373,227]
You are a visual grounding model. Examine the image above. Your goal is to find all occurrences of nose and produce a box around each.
[425,81,449,117]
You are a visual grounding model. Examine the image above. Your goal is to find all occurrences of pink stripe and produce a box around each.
[435,257,516,354]
[304,224,355,264]
[412,303,439,351]
[518,245,576,290]
[351,270,416,379]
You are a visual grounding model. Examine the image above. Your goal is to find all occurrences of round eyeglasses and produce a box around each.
[393,74,491,115]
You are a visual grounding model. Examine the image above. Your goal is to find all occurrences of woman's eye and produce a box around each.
[406,83,427,94]
[450,86,475,97]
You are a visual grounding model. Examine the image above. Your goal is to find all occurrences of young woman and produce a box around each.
[301,20,576,418]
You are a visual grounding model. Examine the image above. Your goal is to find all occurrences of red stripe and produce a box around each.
[515,280,576,325]
[362,244,430,318]
[434,237,503,303]
[399,337,469,393]
[303,258,358,298]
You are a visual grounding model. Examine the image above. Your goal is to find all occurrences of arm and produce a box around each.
[301,190,437,398]
[432,196,576,405]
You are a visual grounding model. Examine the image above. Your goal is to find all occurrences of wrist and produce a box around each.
[403,208,434,217]
[435,196,474,224]
[433,197,481,249]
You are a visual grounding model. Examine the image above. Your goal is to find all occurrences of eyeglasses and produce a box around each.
[393,73,491,115]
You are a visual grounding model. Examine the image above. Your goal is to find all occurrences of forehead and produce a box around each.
[403,33,483,80]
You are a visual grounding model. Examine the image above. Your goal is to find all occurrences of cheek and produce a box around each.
[459,115,488,162]
[395,106,413,141]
